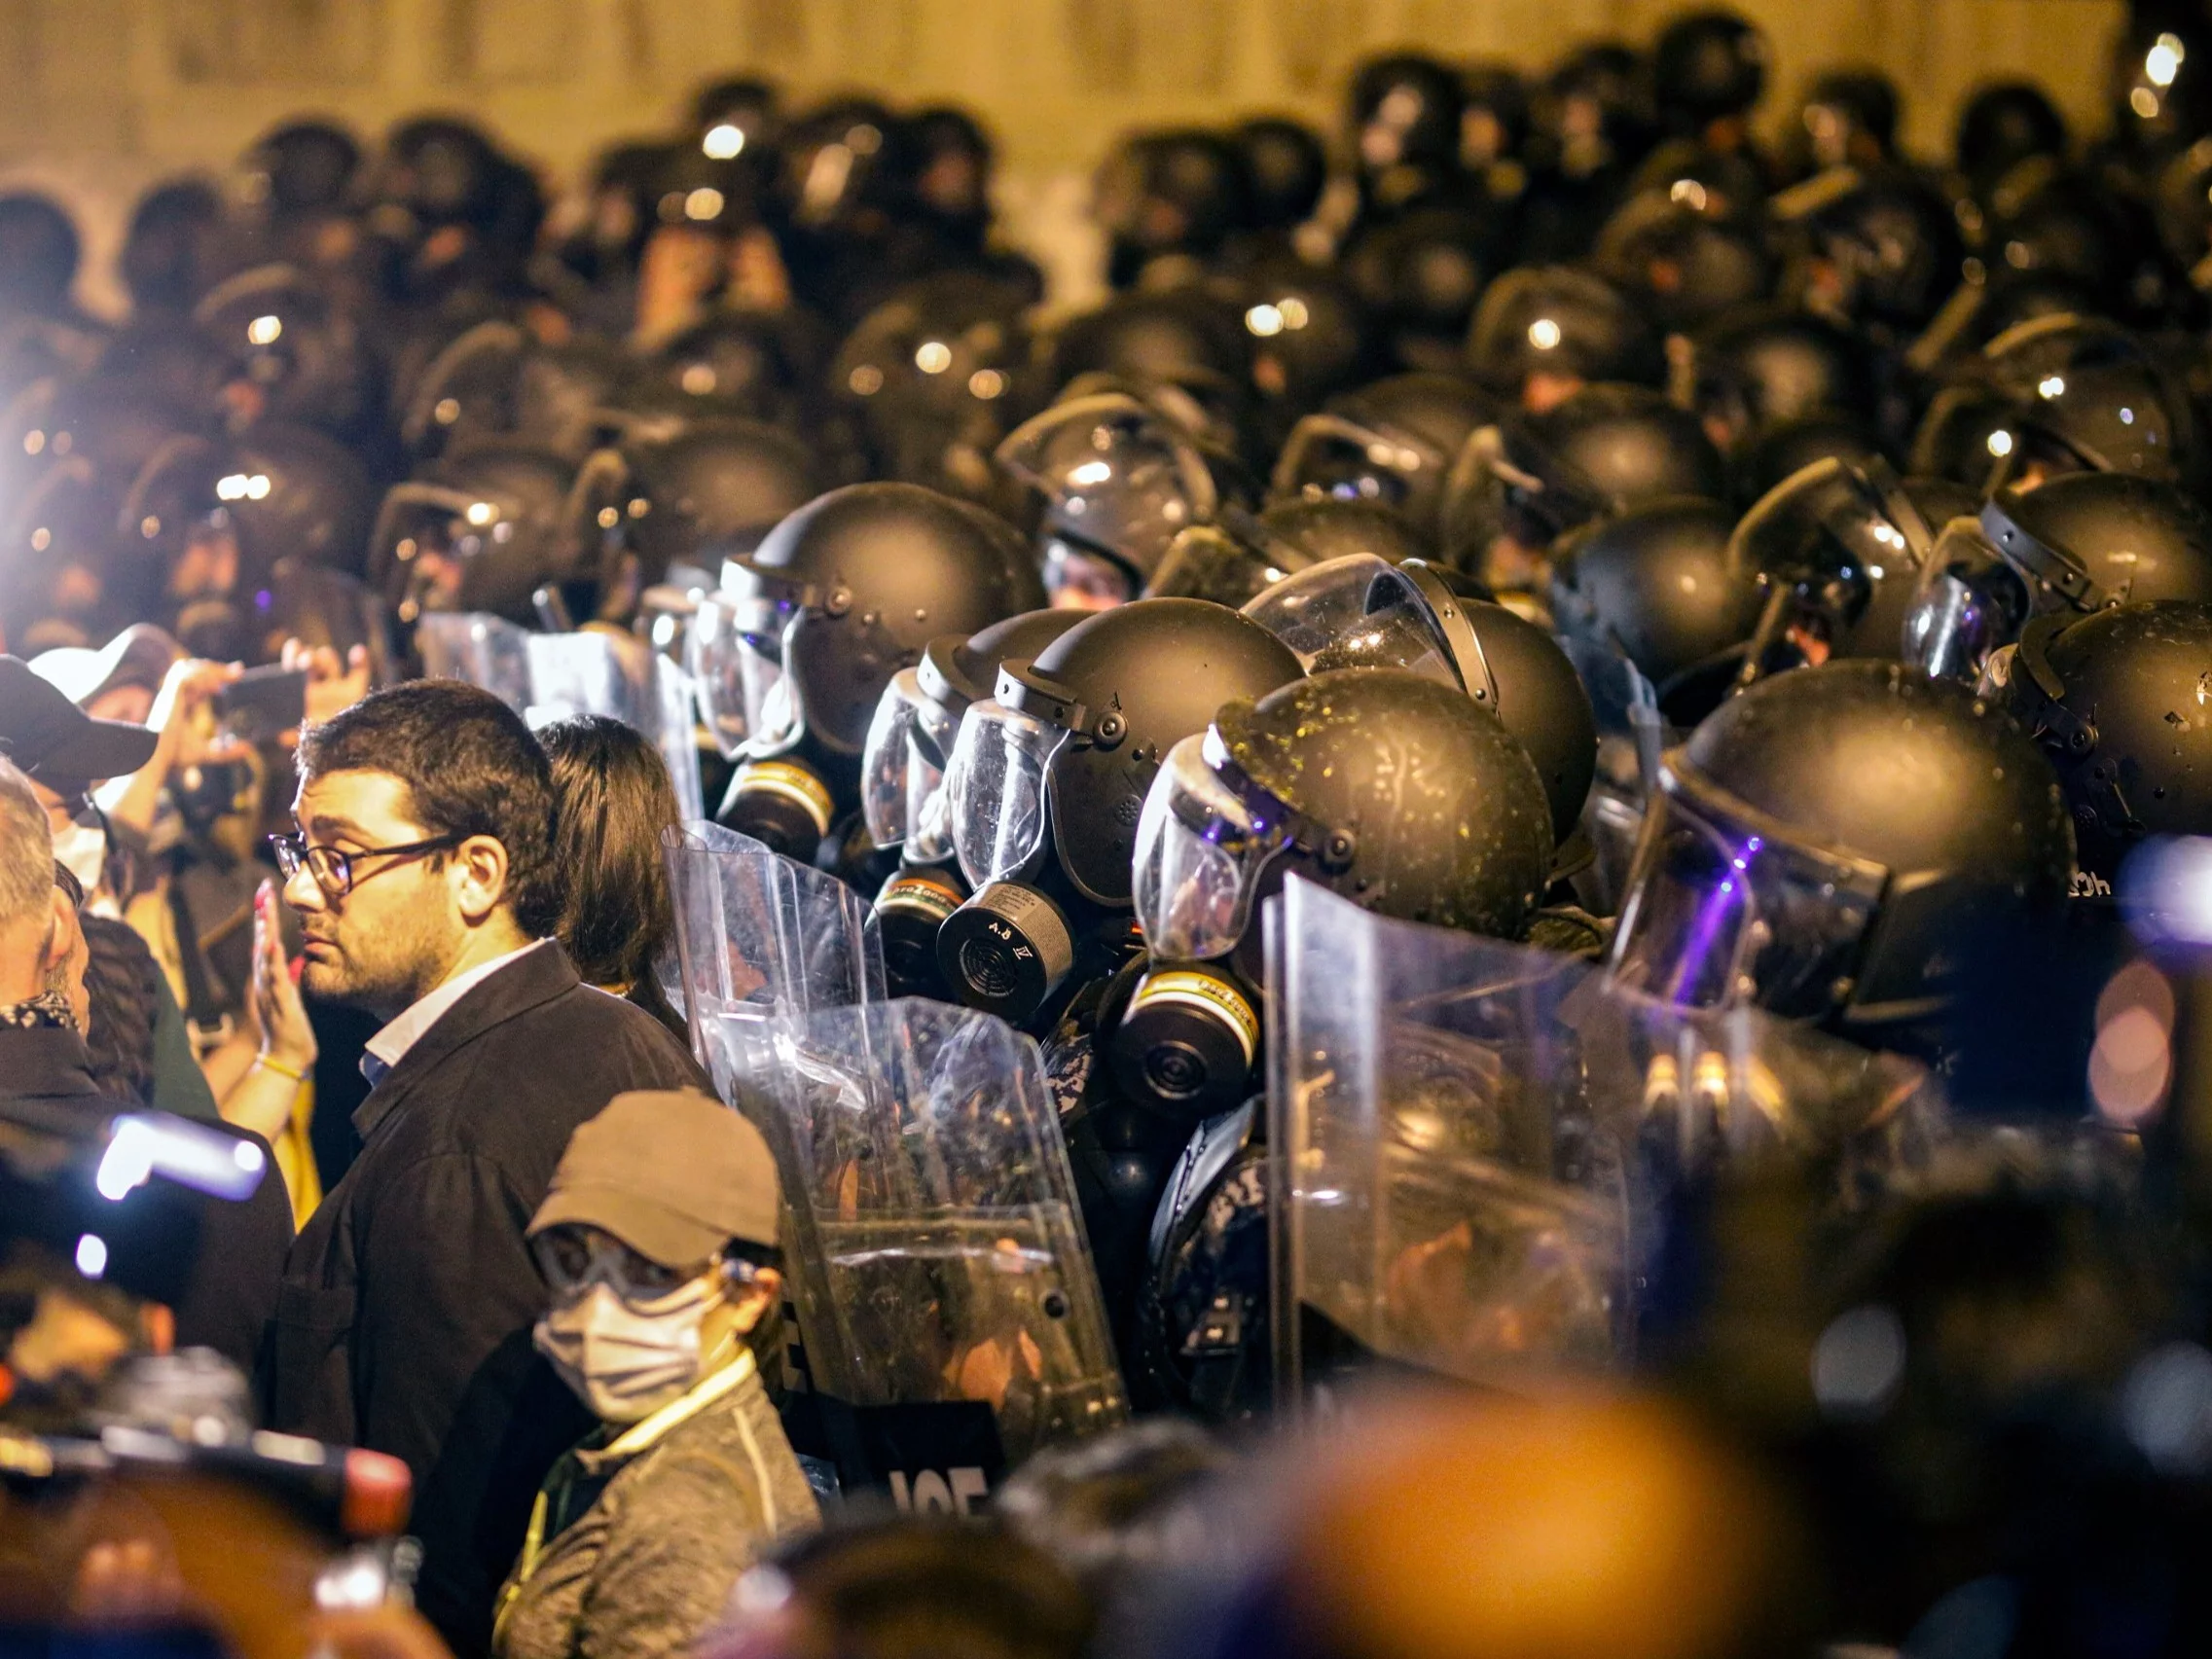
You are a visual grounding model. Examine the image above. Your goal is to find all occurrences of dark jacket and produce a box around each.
[264,942,707,1659]
[0,1021,290,1370]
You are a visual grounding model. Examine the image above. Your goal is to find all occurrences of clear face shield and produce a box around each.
[1899,514,2035,682]
[1131,730,1302,962]
[1238,552,1463,686]
[1438,423,1608,591]
[1270,412,1450,514]
[687,557,815,757]
[1609,762,1888,1020]
[996,393,1218,594]
[945,694,1070,889]
[859,667,963,861]
[1734,457,1934,686]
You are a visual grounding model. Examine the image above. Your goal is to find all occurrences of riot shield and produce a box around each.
[1265,875,1943,1418]
[740,996,1128,1503]
[1266,875,1624,1415]
[415,611,532,713]
[662,820,885,1081]
[523,631,707,822]
[1556,634,1674,913]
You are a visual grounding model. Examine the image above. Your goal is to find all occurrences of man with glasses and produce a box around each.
[268,679,705,1659]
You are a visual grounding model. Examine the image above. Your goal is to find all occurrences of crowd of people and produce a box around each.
[10,6,2212,1656]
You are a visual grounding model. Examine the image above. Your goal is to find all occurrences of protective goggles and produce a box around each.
[996,393,1218,578]
[1609,760,1887,1021]
[1734,456,1934,685]
[533,1225,762,1305]
[1132,726,1340,962]
[860,667,962,860]
[1270,412,1453,514]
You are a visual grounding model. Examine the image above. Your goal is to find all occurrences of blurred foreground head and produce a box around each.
[1205,1389,1814,1659]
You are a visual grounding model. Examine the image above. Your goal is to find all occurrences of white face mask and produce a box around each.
[52,814,105,898]
[533,1278,722,1424]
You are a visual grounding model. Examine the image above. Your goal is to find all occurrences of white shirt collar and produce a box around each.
[361,938,552,1087]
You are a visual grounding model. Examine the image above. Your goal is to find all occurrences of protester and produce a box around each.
[268,679,707,1656]
[492,1089,816,1659]
[539,714,687,1041]
[0,756,290,1374]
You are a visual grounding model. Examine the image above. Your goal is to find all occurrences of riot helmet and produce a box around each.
[1775,165,1966,333]
[397,318,527,459]
[937,598,1303,1022]
[368,440,577,628]
[1992,600,2212,890]
[997,390,1224,607]
[1955,83,2068,200]
[1732,457,1975,688]
[1049,289,1252,398]
[123,423,378,616]
[1465,265,1662,409]
[689,76,783,164]
[1792,69,1900,175]
[1731,413,1885,505]
[1609,661,2073,1049]
[1684,304,1874,453]
[0,458,126,651]
[240,120,362,222]
[1953,314,2195,487]
[1442,383,1726,589]
[1457,62,1533,169]
[121,180,226,319]
[568,417,817,618]
[1347,54,1466,215]
[1339,206,1497,374]
[0,194,80,321]
[833,272,1033,505]
[1650,10,1769,136]
[1270,372,1498,542]
[1145,497,1432,609]
[905,105,997,246]
[1119,669,1552,1114]
[1902,472,2212,680]
[1094,129,1253,286]
[1549,496,1763,722]
[1232,118,1327,234]
[1235,257,1377,415]
[1241,551,1596,844]
[193,265,375,437]
[1590,185,1773,334]
[712,479,1040,759]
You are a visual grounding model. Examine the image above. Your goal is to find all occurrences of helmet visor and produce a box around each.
[1900,517,2031,681]
[1146,524,1286,607]
[1732,458,1925,684]
[1609,769,1885,1019]
[859,668,962,859]
[686,592,796,757]
[1270,413,1446,512]
[1131,732,1292,961]
[1238,552,1459,684]
[996,393,1217,575]
[947,697,1068,887]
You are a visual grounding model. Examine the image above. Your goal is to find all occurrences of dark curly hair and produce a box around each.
[295,679,562,939]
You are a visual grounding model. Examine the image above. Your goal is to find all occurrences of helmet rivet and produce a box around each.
[1098,712,1126,743]
[826,586,852,616]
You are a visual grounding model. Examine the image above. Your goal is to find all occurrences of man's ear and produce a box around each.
[451,835,513,925]
[47,892,90,1030]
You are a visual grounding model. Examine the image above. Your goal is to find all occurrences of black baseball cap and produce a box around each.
[0,655,160,787]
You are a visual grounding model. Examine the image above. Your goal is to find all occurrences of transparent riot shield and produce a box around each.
[520,631,706,821]
[743,996,1128,1505]
[415,611,533,713]
[1266,876,1626,1416]
[1556,634,1674,914]
[661,820,885,1080]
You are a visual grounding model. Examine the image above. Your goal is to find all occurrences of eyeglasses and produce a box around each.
[269,832,461,898]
